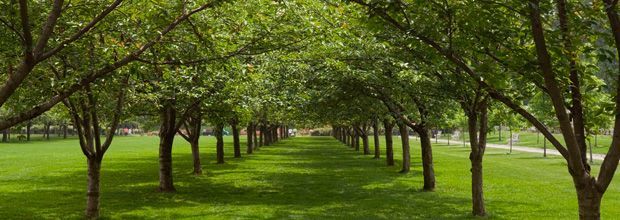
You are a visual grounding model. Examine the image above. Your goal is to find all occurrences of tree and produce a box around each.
[62,73,129,218]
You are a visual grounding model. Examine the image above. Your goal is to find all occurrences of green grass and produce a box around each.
[0,135,619,219]
[441,131,613,154]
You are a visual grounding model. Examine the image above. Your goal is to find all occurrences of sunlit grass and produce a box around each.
[0,135,619,219]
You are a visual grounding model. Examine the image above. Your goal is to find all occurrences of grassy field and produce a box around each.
[440,131,613,154]
[0,135,619,219]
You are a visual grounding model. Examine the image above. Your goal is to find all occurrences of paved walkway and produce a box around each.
[418,137,607,161]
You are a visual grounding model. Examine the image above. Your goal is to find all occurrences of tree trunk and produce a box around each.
[1,129,7,142]
[189,118,202,175]
[26,121,31,141]
[466,99,488,217]
[341,127,346,143]
[258,124,264,148]
[589,140,594,164]
[594,135,598,147]
[354,127,360,151]
[158,135,176,193]
[418,127,436,191]
[463,126,466,147]
[471,154,485,216]
[384,120,395,166]
[231,121,241,158]
[285,126,289,138]
[179,111,202,176]
[63,124,68,139]
[346,129,352,147]
[190,139,201,175]
[273,125,278,143]
[544,137,547,157]
[373,119,381,159]
[576,181,602,220]
[398,122,410,173]
[263,125,270,146]
[498,125,502,142]
[158,103,176,193]
[85,157,102,219]
[44,123,50,140]
[362,131,370,155]
[247,123,254,154]
[253,124,258,150]
[215,123,225,164]
[509,127,513,154]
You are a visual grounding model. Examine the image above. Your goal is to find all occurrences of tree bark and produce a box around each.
[362,133,370,154]
[63,77,127,219]
[263,124,270,146]
[556,0,590,170]
[158,102,176,192]
[177,109,202,176]
[354,127,360,151]
[190,137,201,175]
[466,98,488,217]
[373,118,381,159]
[258,124,265,147]
[63,123,68,139]
[44,123,50,140]
[343,128,346,145]
[1,129,7,142]
[418,127,436,191]
[272,125,278,143]
[253,123,259,150]
[384,120,395,166]
[361,126,370,155]
[247,123,254,154]
[471,151,485,217]
[231,120,241,158]
[576,181,602,219]
[215,123,225,164]
[342,127,347,144]
[498,124,502,142]
[346,128,352,147]
[26,120,31,141]
[398,122,410,173]
[509,126,513,154]
[285,125,289,138]
[528,0,585,179]
[85,157,101,219]
[189,117,202,175]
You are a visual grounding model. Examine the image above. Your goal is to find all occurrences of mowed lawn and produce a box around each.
[1,135,620,219]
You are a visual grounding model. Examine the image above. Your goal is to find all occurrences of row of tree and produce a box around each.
[0,1,312,218]
[288,1,620,219]
[2,0,620,219]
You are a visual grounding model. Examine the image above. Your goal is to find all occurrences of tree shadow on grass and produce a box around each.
[1,136,526,219]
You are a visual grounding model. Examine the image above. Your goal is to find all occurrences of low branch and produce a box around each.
[0,1,222,131]
[33,0,64,56]
[37,0,123,61]
[0,17,24,42]
[101,74,130,155]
